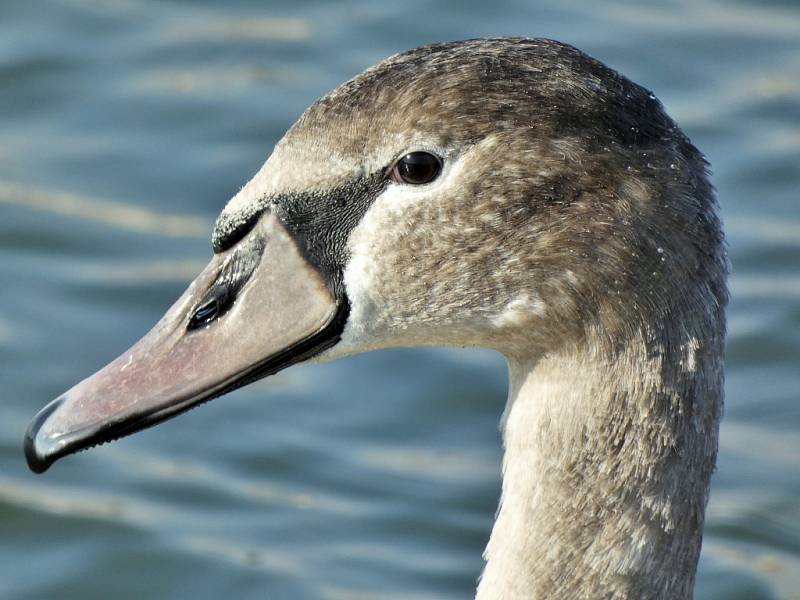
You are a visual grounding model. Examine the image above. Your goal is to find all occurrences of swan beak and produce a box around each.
[24,213,343,473]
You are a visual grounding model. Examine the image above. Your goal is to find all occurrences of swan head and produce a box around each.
[24,38,725,472]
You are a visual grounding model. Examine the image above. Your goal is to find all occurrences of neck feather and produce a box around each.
[476,324,723,600]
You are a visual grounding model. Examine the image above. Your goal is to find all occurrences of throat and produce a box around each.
[476,334,722,600]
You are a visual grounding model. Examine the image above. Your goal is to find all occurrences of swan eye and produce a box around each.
[389,152,442,185]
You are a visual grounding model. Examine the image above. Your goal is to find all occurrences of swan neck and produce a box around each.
[477,331,723,599]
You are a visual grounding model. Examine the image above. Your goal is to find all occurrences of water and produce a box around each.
[1,1,798,598]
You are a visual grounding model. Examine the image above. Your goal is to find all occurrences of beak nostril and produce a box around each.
[189,233,266,332]
[189,298,220,329]
[188,285,231,330]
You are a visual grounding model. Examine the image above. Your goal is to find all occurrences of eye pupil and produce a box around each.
[394,152,442,185]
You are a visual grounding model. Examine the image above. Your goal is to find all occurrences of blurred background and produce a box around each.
[1,0,798,598]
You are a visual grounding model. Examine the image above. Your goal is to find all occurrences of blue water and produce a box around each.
[2,1,799,598]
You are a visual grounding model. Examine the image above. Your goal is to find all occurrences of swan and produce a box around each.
[24,38,727,599]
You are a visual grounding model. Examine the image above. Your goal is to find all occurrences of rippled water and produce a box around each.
[2,1,799,598]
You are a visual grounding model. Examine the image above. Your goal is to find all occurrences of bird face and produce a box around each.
[26,38,712,472]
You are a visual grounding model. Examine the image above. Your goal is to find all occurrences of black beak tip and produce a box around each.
[24,432,51,474]
[23,396,65,474]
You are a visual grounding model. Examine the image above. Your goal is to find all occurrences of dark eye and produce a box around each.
[388,152,442,185]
